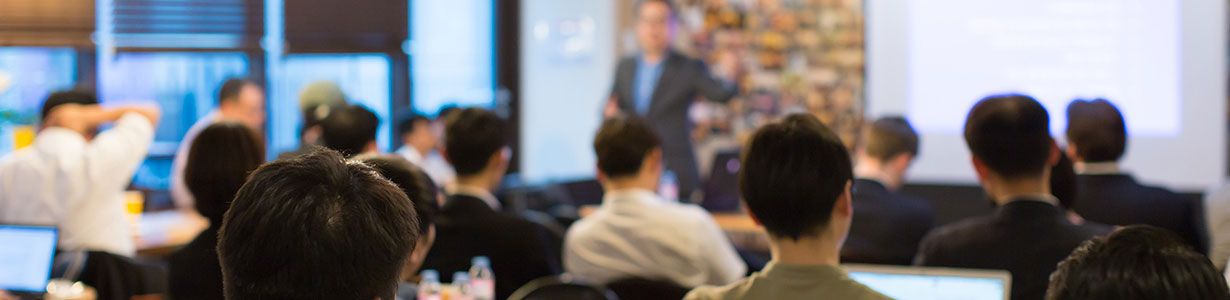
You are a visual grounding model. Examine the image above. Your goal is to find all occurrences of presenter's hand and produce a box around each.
[604,96,622,119]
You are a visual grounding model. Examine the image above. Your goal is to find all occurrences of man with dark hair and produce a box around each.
[915,94,1109,300]
[218,149,419,300]
[171,77,265,210]
[842,116,935,265]
[1047,225,1230,300]
[1064,99,1204,253]
[395,113,453,185]
[422,108,557,300]
[566,116,745,287]
[686,114,889,300]
[320,104,380,157]
[0,90,161,256]
[606,0,739,201]
[359,155,441,300]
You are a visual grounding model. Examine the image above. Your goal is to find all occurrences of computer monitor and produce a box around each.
[845,264,1011,300]
[0,225,58,293]
[701,150,741,212]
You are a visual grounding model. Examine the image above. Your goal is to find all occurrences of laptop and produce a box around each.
[700,150,742,212]
[0,225,58,297]
[844,264,1011,300]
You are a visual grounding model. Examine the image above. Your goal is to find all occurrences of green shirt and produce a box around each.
[685,262,892,300]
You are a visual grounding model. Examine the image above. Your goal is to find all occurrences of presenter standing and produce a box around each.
[606,0,737,200]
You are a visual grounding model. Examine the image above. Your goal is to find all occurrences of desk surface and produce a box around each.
[135,210,208,257]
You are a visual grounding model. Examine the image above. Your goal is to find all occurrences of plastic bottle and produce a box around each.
[418,270,442,300]
[468,256,496,300]
[450,272,473,300]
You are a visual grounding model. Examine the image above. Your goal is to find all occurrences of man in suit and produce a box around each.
[606,0,738,200]
[421,108,558,300]
[1065,99,1206,253]
[842,116,934,265]
[915,94,1110,300]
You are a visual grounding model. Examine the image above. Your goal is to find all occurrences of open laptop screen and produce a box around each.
[0,225,58,293]
[845,264,1011,300]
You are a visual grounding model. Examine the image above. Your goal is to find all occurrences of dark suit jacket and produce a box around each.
[611,50,737,198]
[915,200,1110,300]
[1071,174,1206,252]
[167,227,223,300]
[843,179,935,265]
[421,195,559,300]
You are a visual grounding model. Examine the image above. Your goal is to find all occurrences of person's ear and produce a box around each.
[364,141,378,154]
[1047,140,1061,167]
[891,153,914,172]
[1065,144,1080,161]
[645,148,664,173]
[835,180,853,218]
[596,165,609,184]
[972,156,991,181]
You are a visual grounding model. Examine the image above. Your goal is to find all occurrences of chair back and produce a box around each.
[508,275,617,300]
[607,277,690,300]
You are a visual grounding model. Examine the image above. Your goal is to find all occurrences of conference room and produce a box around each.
[1,0,1228,299]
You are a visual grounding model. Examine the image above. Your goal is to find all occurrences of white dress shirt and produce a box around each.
[169,111,218,210]
[0,113,155,256]
[564,189,746,287]
[396,146,456,188]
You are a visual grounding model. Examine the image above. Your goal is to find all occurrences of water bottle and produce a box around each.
[660,170,679,201]
[418,270,442,300]
[450,272,473,300]
[468,256,496,300]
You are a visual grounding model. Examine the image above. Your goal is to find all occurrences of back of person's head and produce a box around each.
[1050,148,1078,209]
[444,108,505,176]
[40,89,99,122]
[218,149,418,300]
[217,78,258,104]
[398,114,431,138]
[298,81,346,111]
[740,114,853,240]
[184,122,265,225]
[321,104,380,157]
[593,115,662,180]
[862,116,920,162]
[358,155,439,237]
[1065,99,1127,163]
[964,94,1053,180]
[1047,225,1230,300]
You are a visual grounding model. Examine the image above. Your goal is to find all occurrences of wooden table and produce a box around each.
[578,205,771,252]
[134,210,208,257]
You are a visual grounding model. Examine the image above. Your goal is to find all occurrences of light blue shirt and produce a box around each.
[634,56,664,116]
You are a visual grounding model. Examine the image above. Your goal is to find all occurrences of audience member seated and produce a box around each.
[320,104,380,157]
[421,108,558,300]
[914,94,1110,300]
[359,155,442,300]
[1065,99,1204,252]
[0,90,160,257]
[170,78,266,210]
[842,116,935,265]
[280,81,348,158]
[685,114,890,300]
[1050,148,1112,230]
[167,122,264,299]
[217,149,420,299]
[1047,225,1230,300]
[565,116,746,287]
[396,113,454,186]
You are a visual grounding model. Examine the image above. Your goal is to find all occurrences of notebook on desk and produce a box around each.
[844,264,1011,300]
[0,224,58,297]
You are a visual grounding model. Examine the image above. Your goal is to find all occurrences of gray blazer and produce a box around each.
[610,50,737,198]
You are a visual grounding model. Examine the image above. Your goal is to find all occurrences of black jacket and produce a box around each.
[843,179,935,265]
[1072,174,1205,252]
[167,228,223,300]
[421,195,559,300]
[915,200,1110,300]
[611,50,737,198]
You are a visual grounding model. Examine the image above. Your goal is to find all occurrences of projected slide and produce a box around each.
[907,0,1179,136]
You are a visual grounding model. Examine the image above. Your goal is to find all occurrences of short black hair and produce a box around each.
[217,78,258,105]
[397,114,431,137]
[40,89,99,122]
[218,149,419,300]
[360,155,439,236]
[444,108,505,176]
[1047,225,1230,300]
[184,122,265,226]
[1050,148,1078,209]
[321,104,380,157]
[863,116,920,161]
[964,94,1053,179]
[593,115,661,179]
[740,114,853,240]
[1065,99,1127,162]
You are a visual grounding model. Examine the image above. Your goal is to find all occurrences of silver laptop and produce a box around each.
[845,264,1011,300]
[0,224,58,297]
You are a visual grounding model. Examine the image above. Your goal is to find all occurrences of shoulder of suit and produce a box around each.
[922,215,994,244]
